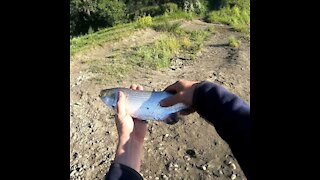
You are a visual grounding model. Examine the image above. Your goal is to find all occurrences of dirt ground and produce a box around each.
[70,19,250,180]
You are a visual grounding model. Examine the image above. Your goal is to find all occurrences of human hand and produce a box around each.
[114,84,147,171]
[115,84,148,143]
[160,80,200,115]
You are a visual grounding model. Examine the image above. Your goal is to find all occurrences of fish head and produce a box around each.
[99,89,119,109]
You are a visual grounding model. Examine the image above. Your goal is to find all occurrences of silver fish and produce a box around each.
[99,88,189,124]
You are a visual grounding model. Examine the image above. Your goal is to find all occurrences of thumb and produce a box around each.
[160,92,183,107]
[116,91,127,117]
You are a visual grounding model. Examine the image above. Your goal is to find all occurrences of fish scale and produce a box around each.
[99,88,189,124]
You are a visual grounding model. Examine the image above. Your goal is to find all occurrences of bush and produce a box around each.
[206,5,249,32]
[152,21,181,33]
[161,3,179,14]
[96,0,126,27]
[136,15,153,28]
[132,36,180,69]
[180,36,192,49]
[138,5,162,17]
[229,36,241,48]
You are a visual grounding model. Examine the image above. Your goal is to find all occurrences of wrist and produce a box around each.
[114,137,144,171]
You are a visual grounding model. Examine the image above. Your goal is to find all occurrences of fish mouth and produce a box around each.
[99,90,105,98]
[99,89,111,98]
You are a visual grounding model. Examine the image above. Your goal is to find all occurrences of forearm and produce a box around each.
[193,81,250,139]
[114,134,144,172]
[193,81,251,179]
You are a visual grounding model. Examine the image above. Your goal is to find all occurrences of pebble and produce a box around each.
[202,165,207,171]
[231,174,236,180]
[161,174,168,180]
[70,170,77,176]
[231,163,236,170]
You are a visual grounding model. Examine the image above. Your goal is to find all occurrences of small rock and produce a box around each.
[155,177,159,180]
[161,174,168,180]
[230,163,236,170]
[75,102,81,106]
[173,164,179,168]
[184,156,191,161]
[148,176,152,179]
[219,170,223,175]
[202,165,207,171]
[231,174,236,180]
[70,170,77,176]
[241,67,244,70]
[165,134,169,138]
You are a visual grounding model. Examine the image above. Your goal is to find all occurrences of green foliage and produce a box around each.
[136,15,153,28]
[138,5,162,17]
[95,0,126,27]
[206,4,250,33]
[132,35,180,69]
[129,27,212,69]
[70,0,126,36]
[229,36,241,48]
[152,21,181,33]
[161,3,179,14]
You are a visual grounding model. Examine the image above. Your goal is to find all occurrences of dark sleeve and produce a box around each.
[105,163,143,180]
[193,81,252,179]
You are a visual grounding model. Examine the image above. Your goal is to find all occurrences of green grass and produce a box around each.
[135,15,153,28]
[229,36,241,48]
[206,4,250,33]
[129,27,211,70]
[70,23,135,56]
[88,58,131,83]
[153,11,196,22]
[130,35,180,69]
[152,21,181,33]
[70,11,198,57]
[176,29,210,54]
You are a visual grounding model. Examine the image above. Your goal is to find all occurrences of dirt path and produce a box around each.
[70,19,250,180]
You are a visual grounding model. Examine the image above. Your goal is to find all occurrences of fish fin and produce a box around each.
[163,113,180,125]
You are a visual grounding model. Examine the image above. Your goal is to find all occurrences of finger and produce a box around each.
[116,91,127,118]
[160,91,183,107]
[137,85,143,91]
[180,107,195,115]
[130,84,137,90]
[163,81,181,93]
